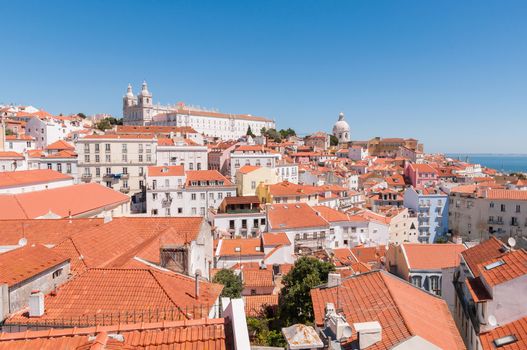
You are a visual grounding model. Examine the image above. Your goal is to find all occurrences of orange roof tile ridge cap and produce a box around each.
[378,271,417,337]
[12,194,29,219]
[63,236,89,272]
[147,269,190,319]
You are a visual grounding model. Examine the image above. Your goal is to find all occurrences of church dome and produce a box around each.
[139,81,151,97]
[125,83,134,98]
[333,112,350,134]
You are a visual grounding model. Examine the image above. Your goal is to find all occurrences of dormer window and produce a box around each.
[493,335,518,347]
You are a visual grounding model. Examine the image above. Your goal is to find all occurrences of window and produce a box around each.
[105,155,111,162]
[105,144,111,152]
[490,202,495,208]
[200,207,205,216]
[177,192,183,199]
[67,163,72,173]
[139,144,144,153]
[52,268,63,279]
[47,163,52,170]
[139,167,144,176]
[94,144,99,153]
[189,163,194,170]
[122,144,127,153]
[200,193,205,200]
[152,180,157,190]
[178,208,183,214]
[122,154,127,162]
[412,275,422,288]
[430,276,440,295]
[192,207,197,215]
[123,167,128,174]
[96,168,100,176]
[197,163,201,170]
[84,155,90,163]
[106,167,111,175]
[516,205,521,213]
[501,204,506,212]
[218,192,223,199]
[57,163,62,172]
[95,155,100,163]
[251,181,256,190]
[151,209,158,216]
[493,335,518,347]
[139,155,143,162]
[153,193,158,200]
[191,193,197,200]
[146,154,152,162]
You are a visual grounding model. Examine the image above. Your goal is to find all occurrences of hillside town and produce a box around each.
[0,86,525,350]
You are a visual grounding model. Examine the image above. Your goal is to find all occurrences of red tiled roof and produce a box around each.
[0,219,103,246]
[486,189,527,201]
[402,243,466,270]
[311,271,465,350]
[45,139,74,150]
[267,203,329,230]
[0,151,24,159]
[186,170,233,186]
[331,248,358,267]
[410,163,438,174]
[243,269,274,288]
[0,183,130,219]
[267,181,320,197]
[82,134,155,140]
[0,318,228,349]
[6,268,223,325]
[312,205,350,223]
[0,169,72,188]
[477,249,527,287]
[461,237,506,277]
[480,315,527,350]
[148,165,185,177]
[262,232,291,246]
[238,165,261,174]
[351,245,386,264]
[5,134,33,141]
[217,238,263,257]
[244,295,278,317]
[0,244,68,287]
[116,125,198,134]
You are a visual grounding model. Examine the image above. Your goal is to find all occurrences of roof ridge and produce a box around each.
[148,269,190,319]
[12,194,29,219]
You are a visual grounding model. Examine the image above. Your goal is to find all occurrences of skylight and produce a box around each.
[484,259,505,270]
[493,335,517,347]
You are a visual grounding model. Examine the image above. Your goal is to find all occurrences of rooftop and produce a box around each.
[401,243,466,270]
[0,169,72,189]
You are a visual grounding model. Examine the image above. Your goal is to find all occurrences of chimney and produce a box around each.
[327,273,341,288]
[29,290,44,317]
[195,271,201,299]
[353,321,382,349]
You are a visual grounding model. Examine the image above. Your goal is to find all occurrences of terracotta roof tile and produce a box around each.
[244,295,278,317]
[480,315,527,350]
[461,237,506,277]
[0,244,69,287]
[238,165,261,174]
[148,165,185,177]
[0,318,227,349]
[310,271,465,350]
[186,170,233,186]
[402,243,466,270]
[477,249,527,287]
[262,232,291,246]
[312,205,350,223]
[5,268,222,325]
[217,238,264,257]
[243,269,274,288]
[267,203,329,230]
[0,151,24,159]
[45,140,74,151]
[0,169,72,188]
[0,183,130,219]
[486,189,527,201]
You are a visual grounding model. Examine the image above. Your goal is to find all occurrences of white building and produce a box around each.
[208,196,266,238]
[4,135,35,154]
[275,163,299,184]
[156,137,208,171]
[332,112,351,144]
[0,152,27,172]
[146,166,236,217]
[76,134,157,194]
[122,82,275,139]
[25,115,83,149]
[229,145,281,180]
[27,140,78,180]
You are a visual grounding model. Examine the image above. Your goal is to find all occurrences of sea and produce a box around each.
[446,154,527,174]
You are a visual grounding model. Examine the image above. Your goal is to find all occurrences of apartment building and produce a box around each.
[404,186,449,243]
[453,237,527,350]
[156,137,208,171]
[209,196,266,238]
[146,166,236,217]
[229,145,281,180]
[449,186,527,247]
[77,134,157,193]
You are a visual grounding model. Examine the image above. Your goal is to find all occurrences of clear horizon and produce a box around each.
[1,0,526,154]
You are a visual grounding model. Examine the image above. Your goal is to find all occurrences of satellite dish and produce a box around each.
[488,315,497,327]
[342,326,353,339]
[18,238,27,246]
[508,237,516,248]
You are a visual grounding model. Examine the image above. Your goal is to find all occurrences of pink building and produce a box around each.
[405,163,438,187]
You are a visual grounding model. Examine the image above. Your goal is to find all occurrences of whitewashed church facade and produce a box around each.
[122,82,275,140]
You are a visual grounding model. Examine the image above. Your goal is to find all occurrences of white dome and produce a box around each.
[126,84,134,98]
[140,81,151,97]
[333,120,350,133]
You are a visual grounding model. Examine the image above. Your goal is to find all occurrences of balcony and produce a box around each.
[81,174,92,183]
[103,174,114,181]
[121,173,130,180]
[120,186,130,194]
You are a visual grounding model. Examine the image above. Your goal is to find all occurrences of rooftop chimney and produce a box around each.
[29,290,44,317]
[327,273,341,288]
[195,270,201,299]
[354,321,382,349]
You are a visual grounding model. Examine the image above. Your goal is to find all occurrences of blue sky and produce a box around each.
[1,0,526,153]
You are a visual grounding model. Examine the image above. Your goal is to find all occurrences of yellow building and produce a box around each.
[236,165,279,197]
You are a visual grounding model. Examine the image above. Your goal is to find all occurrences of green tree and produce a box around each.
[246,126,255,138]
[278,256,335,325]
[212,269,243,298]
[279,128,296,139]
[96,118,112,131]
[5,129,15,136]
[330,135,339,146]
[77,113,87,119]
